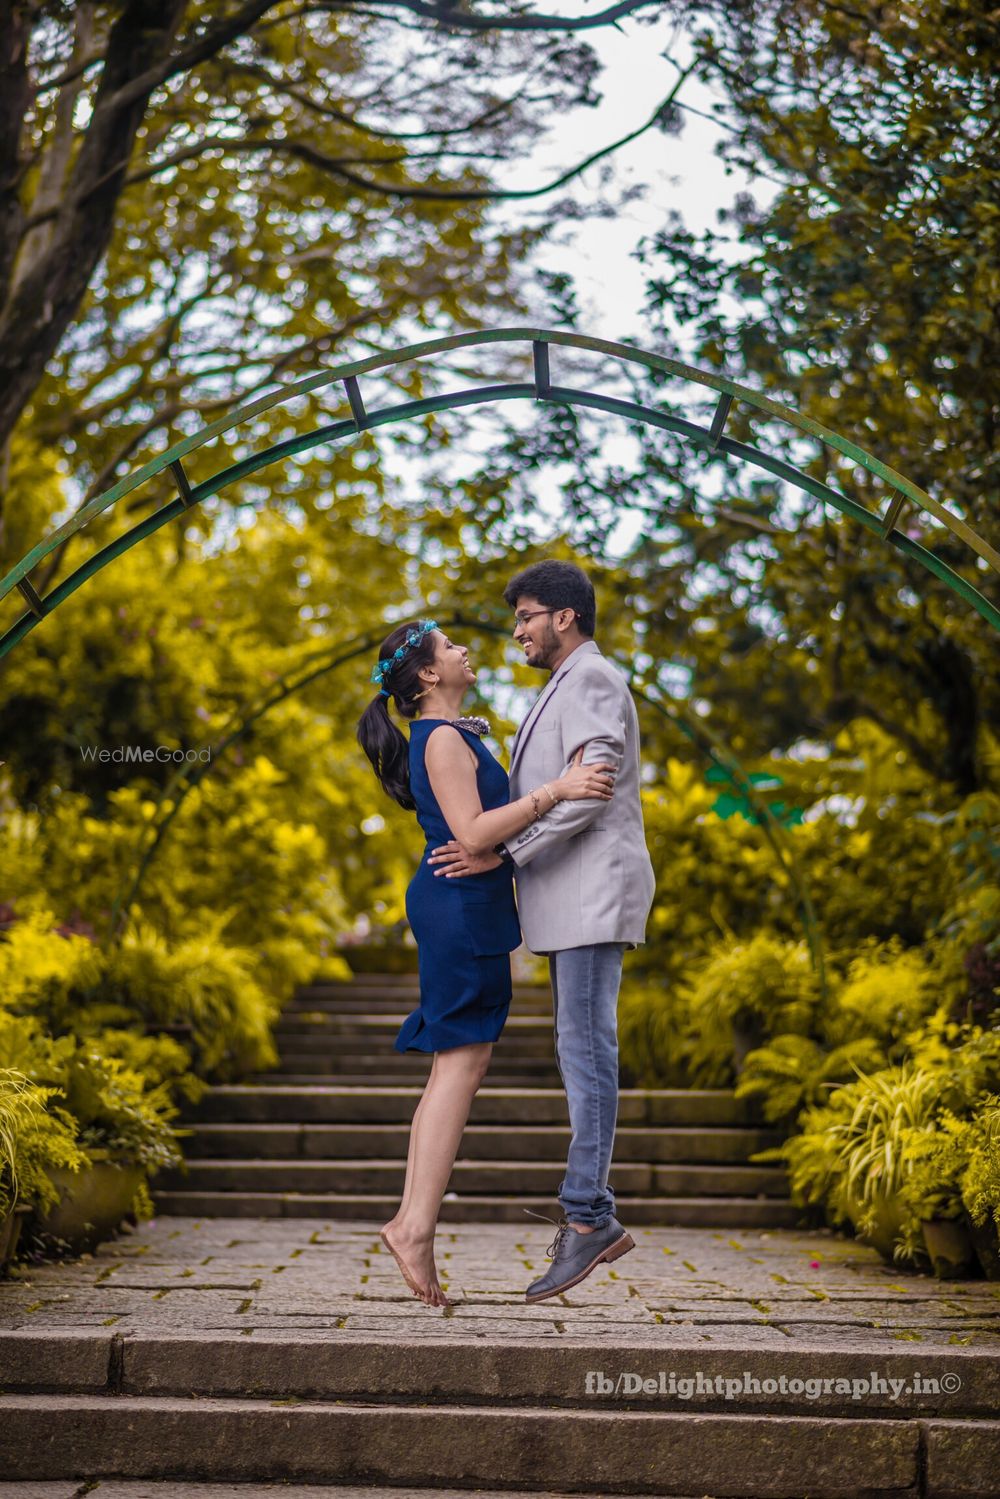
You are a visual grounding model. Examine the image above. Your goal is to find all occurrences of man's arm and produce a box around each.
[507,667,626,868]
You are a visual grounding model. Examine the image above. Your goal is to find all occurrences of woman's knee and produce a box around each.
[437,1042,492,1088]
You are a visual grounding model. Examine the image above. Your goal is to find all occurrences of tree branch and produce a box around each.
[32,297,408,594]
[221,56,531,142]
[108,0,660,116]
[121,135,514,189]
[101,0,285,114]
[339,0,661,33]
[239,70,695,203]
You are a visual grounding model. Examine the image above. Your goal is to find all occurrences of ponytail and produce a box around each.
[357,618,439,809]
[357,692,414,809]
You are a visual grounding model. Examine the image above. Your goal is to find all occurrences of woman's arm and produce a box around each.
[424,726,613,857]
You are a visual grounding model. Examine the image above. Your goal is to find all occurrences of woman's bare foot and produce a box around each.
[380,1222,451,1307]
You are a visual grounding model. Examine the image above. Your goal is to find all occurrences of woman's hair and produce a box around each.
[356,620,439,809]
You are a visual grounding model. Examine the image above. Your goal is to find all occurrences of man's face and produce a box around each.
[512,595,562,672]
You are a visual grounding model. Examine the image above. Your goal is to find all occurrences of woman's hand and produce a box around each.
[551,745,616,802]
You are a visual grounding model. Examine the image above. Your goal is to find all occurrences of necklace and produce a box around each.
[451,715,491,738]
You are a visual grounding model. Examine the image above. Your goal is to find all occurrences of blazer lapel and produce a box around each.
[509,641,601,778]
[510,675,562,778]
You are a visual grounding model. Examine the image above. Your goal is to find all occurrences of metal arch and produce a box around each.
[2,326,998,659]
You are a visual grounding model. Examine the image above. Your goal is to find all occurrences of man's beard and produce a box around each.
[529,626,560,671]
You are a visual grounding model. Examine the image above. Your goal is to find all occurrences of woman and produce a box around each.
[356,618,615,1306]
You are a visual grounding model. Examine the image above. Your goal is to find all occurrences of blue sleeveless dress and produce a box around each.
[396,718,522,1053]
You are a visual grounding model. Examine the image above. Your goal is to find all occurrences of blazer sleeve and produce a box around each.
[507,666,626,867]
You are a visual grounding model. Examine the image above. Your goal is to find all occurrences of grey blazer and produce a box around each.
[506,640,655,955]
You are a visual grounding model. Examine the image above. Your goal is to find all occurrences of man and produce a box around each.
[429,559,656,1302]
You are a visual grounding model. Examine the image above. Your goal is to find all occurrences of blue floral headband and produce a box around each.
[371,619,438,694]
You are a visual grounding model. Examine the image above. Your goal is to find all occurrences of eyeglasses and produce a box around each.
[513,607,580,628]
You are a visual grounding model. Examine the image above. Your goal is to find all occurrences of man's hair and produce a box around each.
[503,560,596,637]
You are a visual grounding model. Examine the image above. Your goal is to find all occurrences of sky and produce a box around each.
[496,6,748,340]
[379,6,757,561]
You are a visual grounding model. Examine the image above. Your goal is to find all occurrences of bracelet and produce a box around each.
[529,788,542,821]
[542,782,559,807]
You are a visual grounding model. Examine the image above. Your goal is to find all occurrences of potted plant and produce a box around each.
[30,1046,187,1254]
[0,1067,89,1272]
[959,1096,1000,1280]
[779,1063,946,1264]
[896,1113,978,1278]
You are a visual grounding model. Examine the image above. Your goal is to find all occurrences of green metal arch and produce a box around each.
[2,327,998,659]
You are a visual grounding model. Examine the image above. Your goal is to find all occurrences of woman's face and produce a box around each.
[429,629,476,690]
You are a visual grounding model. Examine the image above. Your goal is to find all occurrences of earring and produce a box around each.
[412,676,440,701]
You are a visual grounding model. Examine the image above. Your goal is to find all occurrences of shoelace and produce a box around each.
[523,1206,570,1260]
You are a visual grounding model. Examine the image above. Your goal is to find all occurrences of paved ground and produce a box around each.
[0,1488,678,1498]
[2,1215,998,1348]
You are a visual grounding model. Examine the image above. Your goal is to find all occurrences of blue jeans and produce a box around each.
[548,942,627,1229]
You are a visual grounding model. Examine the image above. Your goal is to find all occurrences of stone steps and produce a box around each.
[3,1327,995,1494]
[0,1391,941,1499]
[190,1086,765,1125]
[8,1198,1000,1499]
[265,1052,564,1074]
[0,1490,722,1499]
[0,1487,724,1499]
[296,978,548,994]
[155,978,794,1226]
[275,1015,559,1057]
[277,1011,555,1030]
[1,1390,993,1494]
[148,1191,801,1225]
[5,1331,998,1417]
[293,980,552,1015]
[184,1122,783,1162]
[158,1158,789,1197]
[249,1071,563,1089]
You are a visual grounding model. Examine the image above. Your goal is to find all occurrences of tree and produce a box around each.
[0,0,670,583]
[449,0,1000,793]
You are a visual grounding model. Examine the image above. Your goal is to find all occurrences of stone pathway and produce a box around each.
[2,1215,999,1349]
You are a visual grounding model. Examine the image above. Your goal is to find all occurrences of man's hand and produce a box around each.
[428,840,502,877]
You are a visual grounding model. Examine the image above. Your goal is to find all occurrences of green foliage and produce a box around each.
[0,910,103,1023]
[0,1069,88,1218]
[896,1111,971,1235]
[774,1035,1000,1269]
[0,1011,183,1177]
[104,919,278,1081]
[780,1062,946,1258]
[618,738,997,1103]
[734,1034,886,1127]
[892,1096,1000,1264]
[50,1049,185,1176]
[822,938,938,1049]
[683,934,820,1088]
[960,1099,1000,1232]
[623,0,1000,793]
[617,977,690,1090]
[0,897,269,1083]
